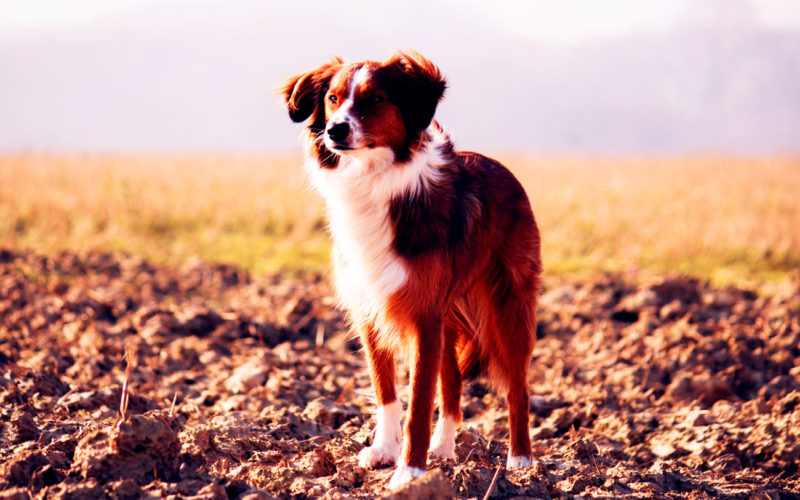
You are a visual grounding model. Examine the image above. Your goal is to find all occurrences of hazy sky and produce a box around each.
[3,0,799,40]
[1,0,799,153]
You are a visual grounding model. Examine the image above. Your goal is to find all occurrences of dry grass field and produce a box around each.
[1,154,798,287]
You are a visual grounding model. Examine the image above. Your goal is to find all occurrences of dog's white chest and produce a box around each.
[304,131,448,320]
[327,196,407,318]
[307,150,411,318]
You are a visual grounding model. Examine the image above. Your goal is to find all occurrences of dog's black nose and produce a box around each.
[327,122,350,143]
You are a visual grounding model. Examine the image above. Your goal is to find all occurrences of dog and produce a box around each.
[282,51,541,489]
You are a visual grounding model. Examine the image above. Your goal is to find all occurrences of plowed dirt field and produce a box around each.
[1,249,798,499]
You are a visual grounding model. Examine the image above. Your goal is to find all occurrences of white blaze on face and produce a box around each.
[325,65,370,150]
[350,65,369,100]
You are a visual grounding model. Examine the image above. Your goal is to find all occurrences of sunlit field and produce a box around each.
[2,154,798,287]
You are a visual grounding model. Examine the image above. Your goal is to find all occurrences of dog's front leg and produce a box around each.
[358,322,402,469]
[389,313,443,489]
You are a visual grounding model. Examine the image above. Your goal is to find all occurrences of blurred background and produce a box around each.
[1,0,799,286]
[2,0,799,153]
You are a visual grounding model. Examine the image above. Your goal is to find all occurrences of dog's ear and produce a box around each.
[282,57,343,127]
[379,50,446,133]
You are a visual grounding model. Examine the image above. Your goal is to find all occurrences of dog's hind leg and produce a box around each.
[484,254,538,468]
[505,365,532,467]
[495,293,536,468]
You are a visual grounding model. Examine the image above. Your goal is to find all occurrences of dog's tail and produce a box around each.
[447,304,486,380]
[455,335,483,380]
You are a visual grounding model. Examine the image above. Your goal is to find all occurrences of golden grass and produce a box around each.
[1,153,798,287]
[0,154,328,276]
[510,155,800,287]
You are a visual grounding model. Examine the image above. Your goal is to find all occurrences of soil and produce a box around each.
[0,248,798,499]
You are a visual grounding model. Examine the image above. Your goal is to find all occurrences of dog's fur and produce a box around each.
[283,51,541,489]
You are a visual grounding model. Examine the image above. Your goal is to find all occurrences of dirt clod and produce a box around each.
[72,411,181,482]
[383,469,454,499]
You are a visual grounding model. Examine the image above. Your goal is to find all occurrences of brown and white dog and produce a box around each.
[283,51,541,489]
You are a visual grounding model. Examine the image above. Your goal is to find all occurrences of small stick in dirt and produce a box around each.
[640,350,653,390]
[110,343,136,450]
[336,377,355,404]
[168,391,178,417]
[482,466,502,500]
[55,385,78,414]
[590,452,602,475]
[315,322,325,347]
[293,310,316,331]
[157,413,174,433]
[279,297,300,322]
[119,343,136,418]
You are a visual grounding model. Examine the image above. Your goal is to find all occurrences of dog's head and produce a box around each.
[283,51,446,165]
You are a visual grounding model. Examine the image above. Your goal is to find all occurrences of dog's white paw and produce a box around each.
[359,401,402,468]
[358,440,400,468]
[507,454,533,468]
[428,416,457,460]
[428,439,456,460]
[388,462,426,490]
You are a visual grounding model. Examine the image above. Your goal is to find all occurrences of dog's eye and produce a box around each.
[368,95,383,105]
[328,94,338,104]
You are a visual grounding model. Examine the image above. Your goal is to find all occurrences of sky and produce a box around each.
[1,0,799,153]
[2,0,800,40]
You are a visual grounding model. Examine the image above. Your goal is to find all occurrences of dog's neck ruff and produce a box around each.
[304,125,451,322]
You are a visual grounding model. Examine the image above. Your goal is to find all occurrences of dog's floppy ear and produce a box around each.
[379,50,447,133]
[282,57,343,127]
